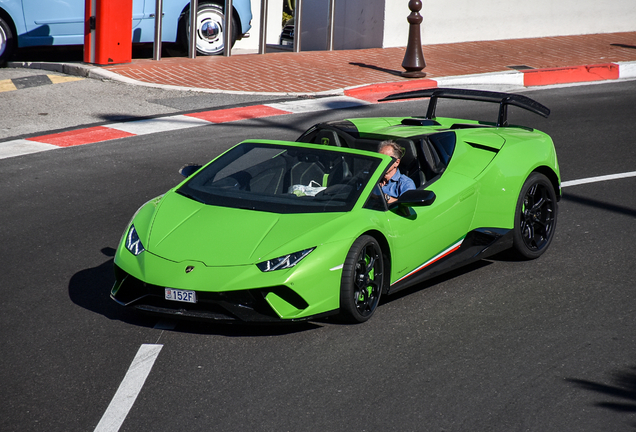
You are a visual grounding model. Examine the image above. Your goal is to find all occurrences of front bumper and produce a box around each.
[111,240,349,323]
[111,264,338,322]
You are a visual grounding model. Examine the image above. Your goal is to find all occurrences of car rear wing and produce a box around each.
[379,88,550,127]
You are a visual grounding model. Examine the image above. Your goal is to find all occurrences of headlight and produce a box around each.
[125,224,145,256]
[256,248,315,272]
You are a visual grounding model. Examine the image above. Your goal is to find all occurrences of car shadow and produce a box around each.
[67,247,157,328]
[67,247,323,336]
[380,259,494,305]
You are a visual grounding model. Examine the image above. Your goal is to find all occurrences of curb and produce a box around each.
[2,61,636,160]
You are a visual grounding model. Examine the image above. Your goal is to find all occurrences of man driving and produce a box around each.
[377,140,416,204]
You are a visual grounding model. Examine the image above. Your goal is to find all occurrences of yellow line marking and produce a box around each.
[0,79,18,93]
[47,75,85,84]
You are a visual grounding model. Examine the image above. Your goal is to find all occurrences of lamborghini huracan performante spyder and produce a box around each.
[111,88,560,324]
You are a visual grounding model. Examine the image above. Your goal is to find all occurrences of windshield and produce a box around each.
[177,142,382,214]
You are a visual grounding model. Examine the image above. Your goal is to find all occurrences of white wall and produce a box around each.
[236,0,636,51]
[414,0,636,46]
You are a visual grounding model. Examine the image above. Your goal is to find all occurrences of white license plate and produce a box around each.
[165,288,197,303]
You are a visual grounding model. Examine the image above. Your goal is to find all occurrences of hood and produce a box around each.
[147,192,346,266]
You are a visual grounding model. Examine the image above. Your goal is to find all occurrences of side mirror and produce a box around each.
[393,189,436,208]
[179,164,202,177]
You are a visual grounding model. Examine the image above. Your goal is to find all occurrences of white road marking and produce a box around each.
[0,139,58,159]
[267,96,370,114]
[94,344,163,432]
[561,171,636,188]
[106,115,211,135]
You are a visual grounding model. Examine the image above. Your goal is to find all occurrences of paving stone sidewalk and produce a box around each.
[98,32,636,93]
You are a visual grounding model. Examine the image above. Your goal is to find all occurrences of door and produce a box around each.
[385,171,478,286]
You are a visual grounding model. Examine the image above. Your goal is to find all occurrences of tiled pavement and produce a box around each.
[101,32,636,94]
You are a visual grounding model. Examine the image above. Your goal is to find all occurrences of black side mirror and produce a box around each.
[179,164,202,177]
[392,189,436,208]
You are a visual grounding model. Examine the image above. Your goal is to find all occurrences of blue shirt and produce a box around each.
[381,169,416,198]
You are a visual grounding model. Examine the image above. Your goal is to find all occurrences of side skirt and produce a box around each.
[387,228,512,295]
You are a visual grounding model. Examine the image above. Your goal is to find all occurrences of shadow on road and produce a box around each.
[67,248,156,329]
[381,259,493,304]
[562,192,636,218]
[566,365,636,428]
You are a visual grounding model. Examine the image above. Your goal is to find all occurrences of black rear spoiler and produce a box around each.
[379,87,550,127]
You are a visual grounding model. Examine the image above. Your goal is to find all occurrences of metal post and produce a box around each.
[293,0,302,52]
[258,0,268,54]
[223,0,233,56]
[188,0,198,58]
[153,0,163,60]
[326,0,335,51]
[401,0,426,78]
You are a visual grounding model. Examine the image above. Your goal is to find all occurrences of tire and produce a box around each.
[339,235,385,323]
[511,172,558,259]
[0,16,15,66]
[179,3,239,56]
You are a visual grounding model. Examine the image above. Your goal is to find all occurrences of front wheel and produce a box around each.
[511,172,558,259]
[0,16,16,66]
[339,235,385,323]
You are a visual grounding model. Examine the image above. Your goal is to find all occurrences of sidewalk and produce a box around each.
[93,32,636,94]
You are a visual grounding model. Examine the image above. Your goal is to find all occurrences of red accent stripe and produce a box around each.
[185,105,290,123]
[344,79,438,103]
[27,126,135,147]
[393,241,463,285]
[522,63,619,86]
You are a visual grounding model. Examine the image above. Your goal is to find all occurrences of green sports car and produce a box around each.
[111,88,560,324]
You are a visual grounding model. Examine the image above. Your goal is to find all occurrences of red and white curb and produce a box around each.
[0,96,372,159]
[2,61,635,161]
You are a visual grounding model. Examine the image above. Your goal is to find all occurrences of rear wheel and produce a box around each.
[339,235,384,323]
[511,172,558,259]
[0,16,15,66]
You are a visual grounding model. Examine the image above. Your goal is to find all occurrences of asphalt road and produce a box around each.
[0,65,300,140]
[1,81,635,432]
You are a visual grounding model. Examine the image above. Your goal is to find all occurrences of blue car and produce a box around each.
[0,0,252,63]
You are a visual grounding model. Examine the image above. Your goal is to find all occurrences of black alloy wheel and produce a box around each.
[512,172,558,259]
[340,235,385,323]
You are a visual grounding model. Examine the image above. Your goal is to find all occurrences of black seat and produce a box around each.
[418,138,444,180]
[396,139,425,188]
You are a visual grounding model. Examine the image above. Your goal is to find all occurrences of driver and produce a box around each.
[378,140,416,204]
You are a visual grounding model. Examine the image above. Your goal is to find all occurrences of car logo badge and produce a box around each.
[185,266,195,273]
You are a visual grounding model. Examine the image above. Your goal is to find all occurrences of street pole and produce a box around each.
[326,0,335,51]
[188,0,198,58]
[258,0,268,54]
[153,0,163,60]
[401,0,426,78]
[224,0,233,56]
[293,0,302,52]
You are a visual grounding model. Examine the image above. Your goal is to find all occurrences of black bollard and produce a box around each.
[401,0,426,78]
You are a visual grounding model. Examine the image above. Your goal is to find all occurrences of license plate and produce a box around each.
[165,288,197,303]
